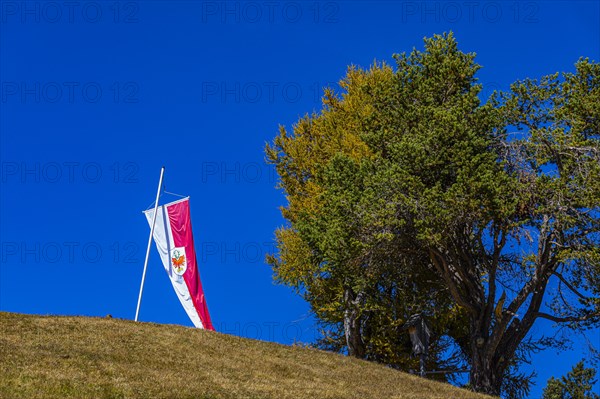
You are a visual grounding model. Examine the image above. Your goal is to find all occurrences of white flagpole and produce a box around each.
[135,166,165,322]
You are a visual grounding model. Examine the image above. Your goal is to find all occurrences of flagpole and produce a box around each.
[135,166,165,322]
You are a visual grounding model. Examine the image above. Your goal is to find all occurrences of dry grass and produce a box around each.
[0,312,492,399]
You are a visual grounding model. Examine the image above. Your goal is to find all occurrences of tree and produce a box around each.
[266,33,600,397]
[542,361,599,399]
[266,60,467,373]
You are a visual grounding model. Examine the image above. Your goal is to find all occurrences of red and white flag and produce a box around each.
[143,197,214,330]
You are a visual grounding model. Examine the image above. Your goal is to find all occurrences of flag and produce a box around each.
[143,197,214,330]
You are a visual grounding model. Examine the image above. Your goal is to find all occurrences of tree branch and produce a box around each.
[535,312,600,324]
[429,249,478,315]
[553,271,590,300]
[482,225,506,334]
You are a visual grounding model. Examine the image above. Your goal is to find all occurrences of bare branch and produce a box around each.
[429,249,478,315]
[536,312,600,324]
[553,271,590,300]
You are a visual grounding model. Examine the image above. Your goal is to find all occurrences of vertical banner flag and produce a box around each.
[143,197,214,330]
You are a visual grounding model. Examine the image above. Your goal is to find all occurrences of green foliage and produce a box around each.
[266,33,475,373]
[266,32,600,397]
[542,361,599,399]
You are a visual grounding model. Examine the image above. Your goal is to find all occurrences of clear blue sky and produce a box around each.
[1,1,598,397]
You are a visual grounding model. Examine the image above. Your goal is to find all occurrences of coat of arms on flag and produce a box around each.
[170,247,187,275]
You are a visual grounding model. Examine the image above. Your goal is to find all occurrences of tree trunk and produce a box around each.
[470,340,504,396]
[343,287,366,358]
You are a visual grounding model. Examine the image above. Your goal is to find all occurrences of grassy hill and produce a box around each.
[0,312,490,399]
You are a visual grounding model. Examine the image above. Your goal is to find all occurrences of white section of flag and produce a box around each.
[144,200,204,329]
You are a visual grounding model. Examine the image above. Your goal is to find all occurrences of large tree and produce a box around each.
[266,33,600,397]
[266,61,467,373]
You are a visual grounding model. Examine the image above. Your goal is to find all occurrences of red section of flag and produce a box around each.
[167,199,215,331]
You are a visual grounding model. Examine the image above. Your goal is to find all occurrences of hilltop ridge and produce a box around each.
[0,312,491,399]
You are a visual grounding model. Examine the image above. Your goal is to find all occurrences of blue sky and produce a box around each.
[1,1,598,397]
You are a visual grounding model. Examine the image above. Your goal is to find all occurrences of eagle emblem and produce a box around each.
[170,247,187,276]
